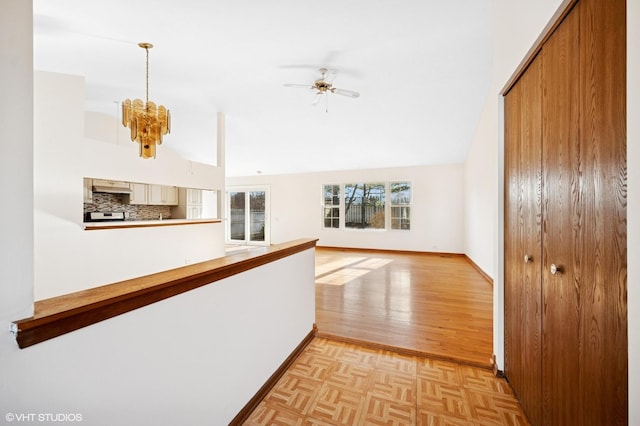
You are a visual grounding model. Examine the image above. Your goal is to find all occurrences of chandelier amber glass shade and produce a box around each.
[122,43,170,159]
[122,99,171,159]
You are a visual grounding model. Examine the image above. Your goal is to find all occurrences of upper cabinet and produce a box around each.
[128,182,148,204]
[148,185,178,205]
[129,183,178,206]
[83,178,93,203]
[92,179,129,188]
[186,188,203,219]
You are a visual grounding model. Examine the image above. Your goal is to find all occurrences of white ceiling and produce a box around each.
[33,0,493,177]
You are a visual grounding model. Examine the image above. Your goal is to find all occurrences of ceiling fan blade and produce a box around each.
[283,83,315,89]
[311,93,322,106]
[324,69,338,82]
[332,88,360,98]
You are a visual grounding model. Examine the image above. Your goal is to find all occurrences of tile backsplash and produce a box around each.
[84,193,171,221]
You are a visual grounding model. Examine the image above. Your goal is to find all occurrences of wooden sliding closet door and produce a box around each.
[574,0,627,422]
[542,0,627,423]
[504,54,543,426]
[504,0,626,423]
[540,5,581,424]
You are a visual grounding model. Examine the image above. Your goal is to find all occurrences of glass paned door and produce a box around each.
[227,188,269,245]
[249,190,266,242]
[229,191,246,241]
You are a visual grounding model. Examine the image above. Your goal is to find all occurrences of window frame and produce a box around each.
[322,184,342,230]
[389,181,412,231]
[320,181,412,232]
[344,182,387,231]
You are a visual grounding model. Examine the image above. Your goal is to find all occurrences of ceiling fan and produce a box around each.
[284,67,360,111]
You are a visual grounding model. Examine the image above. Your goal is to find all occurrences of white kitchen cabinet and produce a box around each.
[187,188,202,205]
[148,185,178,206]
[83,178,93,203]
[92,179,129,188]
[128,184,177,206]
[186,188,203,219]
[128,182,148,205]
[187,205,203,219]
[163,186,178,205]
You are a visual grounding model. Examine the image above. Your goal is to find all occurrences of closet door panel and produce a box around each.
[541,4,580,425]
[519,56,543,426]
[577,0,627,422]
[504,79,524,407]
[504,54,543,426]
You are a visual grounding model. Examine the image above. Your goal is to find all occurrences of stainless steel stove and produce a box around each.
[85,212,126,222]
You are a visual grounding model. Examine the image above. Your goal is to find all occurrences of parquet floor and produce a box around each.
[314,248,494,367]
[243,338,529,425]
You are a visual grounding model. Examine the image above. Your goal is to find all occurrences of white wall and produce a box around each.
[0,0,34,325]
[627,0,639,422]
[228,164,465,254]
[1,248,316,425]
[463,0,564,371]
[33,71,226,299]
[465,0,565,275]
[463,100,498,278]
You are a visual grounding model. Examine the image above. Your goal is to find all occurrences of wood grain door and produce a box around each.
[575,0,627,422]
[540,4,581,424]
[504,53,543,426]
[541,0,627,423]
[503,68,523,409]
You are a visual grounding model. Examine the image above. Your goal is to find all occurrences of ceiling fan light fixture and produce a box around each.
[284,67,360,112]
[122,42,171,159]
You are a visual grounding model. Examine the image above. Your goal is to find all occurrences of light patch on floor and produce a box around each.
[316,257,395,286]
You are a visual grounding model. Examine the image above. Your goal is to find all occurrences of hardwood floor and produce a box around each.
[244,338,529,425]
[314,247,494,367]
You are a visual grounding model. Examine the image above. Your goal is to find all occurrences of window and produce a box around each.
[345,183,386,229]
[323,185,340,228]
[322,182,411,231]
[390,182,411,230]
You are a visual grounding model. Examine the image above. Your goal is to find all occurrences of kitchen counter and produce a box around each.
[83,218,221,230]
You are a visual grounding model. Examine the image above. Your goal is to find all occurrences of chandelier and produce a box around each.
[122,42,171,159]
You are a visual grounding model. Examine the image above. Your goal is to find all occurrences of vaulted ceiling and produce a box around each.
[33,0,493,176]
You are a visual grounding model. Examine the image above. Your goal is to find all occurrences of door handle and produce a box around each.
[550,263,562,275]
[524,254,532,263]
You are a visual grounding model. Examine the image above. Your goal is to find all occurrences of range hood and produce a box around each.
[92,184,132,194]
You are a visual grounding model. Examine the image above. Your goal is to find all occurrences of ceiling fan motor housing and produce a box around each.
[314,79,332,93]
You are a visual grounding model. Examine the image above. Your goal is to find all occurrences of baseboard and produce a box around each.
[463,254,494,286]
[229,325,317,425]
[316,245,465,258]
[491,353,505,378]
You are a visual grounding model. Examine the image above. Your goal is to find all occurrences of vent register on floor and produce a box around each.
[83,178,215,223]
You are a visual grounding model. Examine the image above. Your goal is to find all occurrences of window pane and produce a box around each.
[323,185,340,229]
[323,207,339,228]
[391,206,411,230]
[345,183,385,229]
[229,192,246,240]
[391,182,411,205]
[323,185,340,206]
[249,191,265,242]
